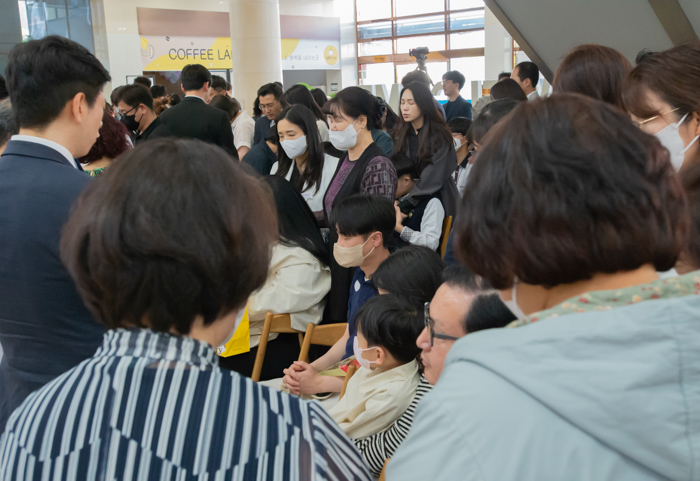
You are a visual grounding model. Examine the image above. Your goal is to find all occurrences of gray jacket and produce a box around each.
[389,294,700,480]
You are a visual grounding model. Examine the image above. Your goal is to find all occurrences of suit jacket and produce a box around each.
[159,96,234,154]
[0,140,105,431]
[253,116,272,146]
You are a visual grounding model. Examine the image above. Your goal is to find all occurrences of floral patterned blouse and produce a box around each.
[509,270,700,328]
[86,167,107,177]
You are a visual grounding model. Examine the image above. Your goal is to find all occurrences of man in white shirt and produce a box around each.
[512,61,540,101]
[0,35,109,431]
[231,99,255,159]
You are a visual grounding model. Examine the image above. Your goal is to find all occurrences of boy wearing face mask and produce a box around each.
[328,295,423,439]
[283,195,395,396]
[393,153,445,251]
[446,117,472,197]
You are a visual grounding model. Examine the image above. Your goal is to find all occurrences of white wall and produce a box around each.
[484,6,512,81]
[97,0,357,98]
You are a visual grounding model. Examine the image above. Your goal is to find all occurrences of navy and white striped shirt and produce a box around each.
[0,329,372,480]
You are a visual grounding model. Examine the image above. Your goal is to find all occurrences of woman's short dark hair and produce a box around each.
[373,245,444,305]
[169,93,181,106]
[679,163,700,271]
[61,138,278,334]
[446,116,472,137]
[264,176,328,265]
[78,110,131,163]
[150,85,167,98]
[467,99,519,144]
[393,82,454,169]
[211,75,227,92]
[117,84,154,110]
[322,86,383,130]
[356,295,423,364]
[310,88,328,110]
[275,104,326,194]
[180,64,212,91]
[490,78,527,102]
[330,194,396,248]
[6,36,110,129]
[455,94,688,290]
[554,44,632,110]
[253,97,262,117]
[623,43,700,120]
[209,95,239,121]
[283,85,328,125]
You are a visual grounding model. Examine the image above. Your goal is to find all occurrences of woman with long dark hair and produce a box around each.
[271,104,339,222]
[320,86,397,323]
[283,84,330,141]
[218,175,331,380]
[311,88,328,110]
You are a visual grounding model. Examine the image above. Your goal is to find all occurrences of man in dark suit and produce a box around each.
[0,36,109,431]
[252,82,284,146]
[160,64,234,155]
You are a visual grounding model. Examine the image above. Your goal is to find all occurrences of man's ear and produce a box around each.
[70,92,87,125]
[180,84,186,94]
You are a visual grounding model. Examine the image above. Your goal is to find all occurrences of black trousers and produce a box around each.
[218,333,302,381]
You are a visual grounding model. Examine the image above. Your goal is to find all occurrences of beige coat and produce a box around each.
[247,244,331,348]
[329,360,420,439]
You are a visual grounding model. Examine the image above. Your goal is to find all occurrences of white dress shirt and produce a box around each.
[232,110,255,150]
[456,162,472,197]
[270,153,340,214]
[527,90,540,101]
[10,135,78,169]
[399,197,446,251]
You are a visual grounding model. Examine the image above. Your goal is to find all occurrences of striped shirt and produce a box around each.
[354,376,432,477]
[0,329,372,480]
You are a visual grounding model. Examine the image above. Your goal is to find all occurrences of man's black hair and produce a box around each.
[0,74,8,100]
[401,70,430,87]
[150,85,167,98]
[446,116,472,137]
[514,61,539,88]
[497,72,511,81]
[209,95,240,121]
[257,82,284,101]
[134,76,152,88]
[392,153,420,179]
[6,35,110,129]
[117,84,154,110]
[442,70,466,90]
[180,64,212,91]
[356,294,423,364]
[211,75,227,92]
[467,99,519,144]
[0,100,18,146]
[330,194,396,248]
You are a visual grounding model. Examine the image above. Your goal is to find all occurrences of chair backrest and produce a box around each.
[298,322,348,363]
[378,458,390,481]
[251,313,303,382]
[440,215,453,259]
[338,363,357,400]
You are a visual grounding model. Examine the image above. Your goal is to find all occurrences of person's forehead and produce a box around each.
[259,94,277,103]
[431,284,473,326]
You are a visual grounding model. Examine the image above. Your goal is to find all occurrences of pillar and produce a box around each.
[484,6,512,82]
[229,0,283,113]
[0,0,23,76]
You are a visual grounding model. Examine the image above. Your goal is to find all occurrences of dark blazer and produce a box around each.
[253,116,272,146]
[0,140,105,431]
[242,140,277,176]
[159,96,234,154]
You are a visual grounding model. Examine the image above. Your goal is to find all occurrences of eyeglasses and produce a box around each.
[424,302,460,347]
[115,106,136,121]
[636,107,680,127]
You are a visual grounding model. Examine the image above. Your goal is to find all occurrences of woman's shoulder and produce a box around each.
[365,154,396,173]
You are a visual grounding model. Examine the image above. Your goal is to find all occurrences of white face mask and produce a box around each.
[280,135,308,159]
[329,119,360,150]
[655,113,700,171]
[453,137,463,151]
[501,277,527,320]
[353,337,377,369]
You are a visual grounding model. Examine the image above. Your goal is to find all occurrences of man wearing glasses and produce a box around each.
[114,84,171,145]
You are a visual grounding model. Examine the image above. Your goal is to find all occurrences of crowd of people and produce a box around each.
[0,33,699,480]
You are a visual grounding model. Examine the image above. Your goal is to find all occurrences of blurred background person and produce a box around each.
[78,110,132,176]
[0,100,18,155]
[283,84,330,142]
[442,70,473,121]
[490,78,528,102]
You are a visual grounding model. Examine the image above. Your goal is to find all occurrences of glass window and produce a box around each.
[358,21,392,40]
[396,62,448,86]
[356,0,392,21]
[449,10,485,31]
[396,35,446,55]
[449,0,484,9]
[449,30,484,49]
[396,14,445,37]
[359,40,393,56]
[395,0,445,17]
[450,56,485,84]
[361,63,396,91]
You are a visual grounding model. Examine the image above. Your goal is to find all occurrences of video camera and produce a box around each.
[409,47,429,67]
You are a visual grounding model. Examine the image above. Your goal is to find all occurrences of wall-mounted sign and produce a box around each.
[141,36,341,71]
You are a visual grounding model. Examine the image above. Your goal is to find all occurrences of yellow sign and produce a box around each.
[324,45,339,66]
[373,55,386,63]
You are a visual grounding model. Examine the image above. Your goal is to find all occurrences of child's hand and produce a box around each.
[285,361,323,395]
[283,362,305,395]
[395,205,407,233]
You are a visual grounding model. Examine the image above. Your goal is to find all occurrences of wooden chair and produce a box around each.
[378,458,390,481]
[298,322,348,363]
[338,363,357,400]
[251,313,304,382]
[440,215,453,259]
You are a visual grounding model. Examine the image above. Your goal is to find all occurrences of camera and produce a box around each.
[409,47,429,63]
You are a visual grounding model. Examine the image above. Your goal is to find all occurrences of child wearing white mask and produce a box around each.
[328,295,422,439]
